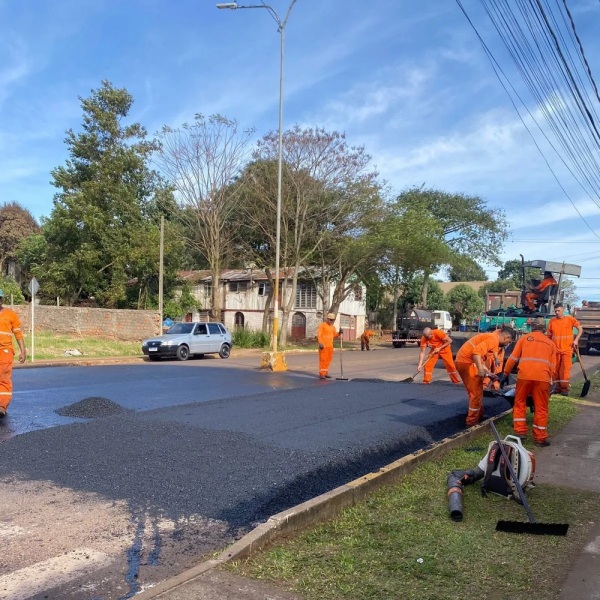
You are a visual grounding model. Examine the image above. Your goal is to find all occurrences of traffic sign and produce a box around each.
[29,277,40,296]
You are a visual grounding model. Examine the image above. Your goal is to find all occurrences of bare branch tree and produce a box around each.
[155,114,254,318]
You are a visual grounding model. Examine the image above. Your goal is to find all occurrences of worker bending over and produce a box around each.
[417,327,460,384]
[501,317,556,447]
[547,303,581,395]
[360,330,375,351]
[455,326,516,427]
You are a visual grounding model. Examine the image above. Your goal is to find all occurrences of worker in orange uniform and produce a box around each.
[500,317,556,447]
[416,327,461,384]
[317,312,341,379]
[482,347,505,391]
[0,289,27,418]
[455,326,515,427]
[525,271,557,311]
[360,329,375,351]
[546,302,582,395]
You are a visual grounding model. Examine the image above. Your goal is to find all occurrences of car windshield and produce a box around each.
[166,323,194,334]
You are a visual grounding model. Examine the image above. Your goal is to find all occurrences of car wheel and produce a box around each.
[219,344,231,359]
[392,341,406,348]
[148,355,161,362]
[176,345,190,361]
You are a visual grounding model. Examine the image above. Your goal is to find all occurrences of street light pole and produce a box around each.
[217,1,297,370]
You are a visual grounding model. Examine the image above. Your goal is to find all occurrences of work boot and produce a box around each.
[0,407,6,419]
[319,375,326,380]
[515,434,527,441]
[325,375,332,379]
[534,439,551,448]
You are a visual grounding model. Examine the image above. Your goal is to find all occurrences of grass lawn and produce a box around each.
[228,375,600,600]
[21,332,142,360]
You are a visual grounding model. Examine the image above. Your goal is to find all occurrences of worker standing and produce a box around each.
[546,302,582,395]
[0,289,27,418]
[524,271,557,312]
[416,327,460,384]
[317,313,341,379]
[501,317,556,447]
[455,326,515,427]
[360,329,375,351]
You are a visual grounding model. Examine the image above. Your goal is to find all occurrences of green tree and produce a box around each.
[478,278,519,299]
[394,187,508,305]
[0,202,39,275]
[447,284,485,324]
[401,276,450,311]
[447,256,487,282]
[26,81,176,306]
[0,276,25,304]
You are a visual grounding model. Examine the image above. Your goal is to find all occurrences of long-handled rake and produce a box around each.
[401,352,436,383]
[574,346,591,398]
[336,335,348,381]
[490,421,569,536]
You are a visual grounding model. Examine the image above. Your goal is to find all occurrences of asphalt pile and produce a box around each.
[55,397,132,419]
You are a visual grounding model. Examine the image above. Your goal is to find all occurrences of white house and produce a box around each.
[178,269,367,341]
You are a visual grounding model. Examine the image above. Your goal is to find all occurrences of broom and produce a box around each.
[574,346,591,398]
[336,334,348,381]
[490,421,569,536]
[401,352,436,383]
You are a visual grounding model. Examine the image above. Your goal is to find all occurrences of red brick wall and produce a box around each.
[12,305,161,341]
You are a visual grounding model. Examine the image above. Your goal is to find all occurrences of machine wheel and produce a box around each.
[176,345,190,361]
[219,344,231,359]
[392,341,406,348]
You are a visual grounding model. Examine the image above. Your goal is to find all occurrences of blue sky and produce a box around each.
[1,0,600,300]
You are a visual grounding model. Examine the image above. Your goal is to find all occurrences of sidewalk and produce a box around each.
[135,387,600,600]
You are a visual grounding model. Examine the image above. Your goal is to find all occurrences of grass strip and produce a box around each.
[20,332,142,359]
[229,383,600,600]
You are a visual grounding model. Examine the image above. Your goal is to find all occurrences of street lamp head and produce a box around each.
[216,2,238,8]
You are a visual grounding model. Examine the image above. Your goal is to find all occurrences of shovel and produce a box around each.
[573,346,591,398]
[402,352,436,383]
[491,421,569,536]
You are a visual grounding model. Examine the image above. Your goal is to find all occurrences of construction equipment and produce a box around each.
[392,308,434,348]
[574,301,600,355]
[336,335,348,381]
[574,346,591,398]
[491,421,569,536]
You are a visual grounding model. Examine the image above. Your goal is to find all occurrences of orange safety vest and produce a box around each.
[455,331,500,365]
[547,315,580,353]
[420,329,450,350]
[504,331,556,383]
[317,322,339,348]
[0,307,23,353]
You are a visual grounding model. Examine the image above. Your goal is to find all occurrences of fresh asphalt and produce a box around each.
[0,356,526,598]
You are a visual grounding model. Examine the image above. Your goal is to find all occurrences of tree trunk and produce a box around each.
[421,269,430,308]
[262,269,274,333]
[279,269,298,348]
[210,258,221,320]
[392,266,401,330]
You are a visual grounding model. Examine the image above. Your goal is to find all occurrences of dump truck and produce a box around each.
[574,301,600,355]
[392,308,434,348]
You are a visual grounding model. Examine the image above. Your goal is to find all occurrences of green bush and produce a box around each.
[0,277,26,304]
[232,327,270,348]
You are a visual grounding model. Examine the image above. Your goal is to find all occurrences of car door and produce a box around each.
[190,323,210,354]
[207,323,225,352]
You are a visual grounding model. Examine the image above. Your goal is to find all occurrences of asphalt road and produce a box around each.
[1,346,598,600]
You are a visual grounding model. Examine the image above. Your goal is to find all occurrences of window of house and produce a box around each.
[258,282,270,296]
[295,283,317,309]
[204,284,212,298]
[228,282,248,293]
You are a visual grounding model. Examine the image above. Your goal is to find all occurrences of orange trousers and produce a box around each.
[0,349,15,411]
[423,349,461,384]
[512,379,550,443]
[318,345,334,377]
[457,362,484,426]
[554,351,573,394]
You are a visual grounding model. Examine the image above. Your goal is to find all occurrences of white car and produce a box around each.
[142,322,233,361]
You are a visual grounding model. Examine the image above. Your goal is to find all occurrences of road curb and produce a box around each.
[133,414,507,600]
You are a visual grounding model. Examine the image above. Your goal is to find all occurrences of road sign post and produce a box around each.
[28,278,39,363]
